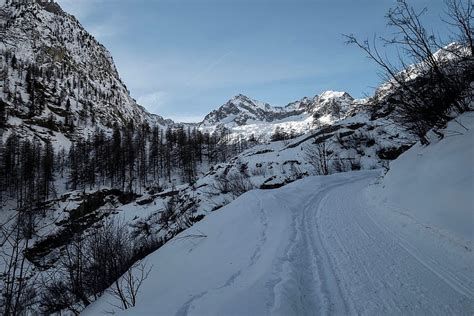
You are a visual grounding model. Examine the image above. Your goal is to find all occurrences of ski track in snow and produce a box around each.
[269,178,354,316]
[304,173,471,315]
[268,171,472,315]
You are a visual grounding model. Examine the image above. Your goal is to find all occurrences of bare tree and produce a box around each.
[108,261,151,310]
[443,0,474,55]
[40,235,90,314]
[304,139,335,175]
[227,172,254,198]
[211,168,254,198]
[212,173,232,195]
[345,0,473,144]
[41,218,137,314]
[0,215,38,316]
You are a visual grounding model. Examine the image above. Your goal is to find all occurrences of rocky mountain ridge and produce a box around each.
[200,91,357,128]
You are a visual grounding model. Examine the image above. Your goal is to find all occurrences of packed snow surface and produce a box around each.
[85,170,473,314]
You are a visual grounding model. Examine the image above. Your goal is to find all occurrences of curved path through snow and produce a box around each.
[85,170,474,315]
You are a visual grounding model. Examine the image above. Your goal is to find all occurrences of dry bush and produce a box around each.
[41,217,153,314]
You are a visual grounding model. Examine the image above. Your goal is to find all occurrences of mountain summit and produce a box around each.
[200,90,357,133]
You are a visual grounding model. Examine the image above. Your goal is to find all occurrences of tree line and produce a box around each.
[0,124,252,210]
[0,135,55,209]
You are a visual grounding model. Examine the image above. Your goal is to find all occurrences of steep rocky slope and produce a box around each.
[0,1,170,146]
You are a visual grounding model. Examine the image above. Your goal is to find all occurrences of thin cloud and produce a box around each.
[137,91,168,112]
[184,51,233,88]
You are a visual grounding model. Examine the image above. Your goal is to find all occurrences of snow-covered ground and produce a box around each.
[84,114,474,315]
[370,112,474,245]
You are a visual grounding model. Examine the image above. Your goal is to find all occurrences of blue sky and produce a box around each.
[56,0,448,122]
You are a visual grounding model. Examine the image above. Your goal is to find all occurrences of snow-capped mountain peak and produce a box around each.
[201,94,275,127]
[312,90,354,121]
[225,94,277,115]
[229,94,271,110]
[318,90,352,102]
[199,90,357,139]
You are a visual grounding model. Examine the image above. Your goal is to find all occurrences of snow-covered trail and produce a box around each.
[85,170,473,316]
[269,171,472,315]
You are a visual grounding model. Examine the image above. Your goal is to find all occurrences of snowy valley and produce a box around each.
[0,0,473,315]
[85,113,474,315]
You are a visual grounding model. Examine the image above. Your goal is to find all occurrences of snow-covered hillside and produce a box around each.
[85,114,474,315]
[109,106,412,246]
[369,112,474,245]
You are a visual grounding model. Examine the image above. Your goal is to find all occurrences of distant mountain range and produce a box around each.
[201,91,355,127]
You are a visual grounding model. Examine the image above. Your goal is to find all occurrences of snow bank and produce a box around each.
[371,112,474,244]
[82,187,297,315]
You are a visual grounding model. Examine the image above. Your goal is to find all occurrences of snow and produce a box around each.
[198,89,363,143]
[229,94,270,111]
[1,2,472,314]
[369,112,474,245]
[318,90,347,100]
[84,131,474,316]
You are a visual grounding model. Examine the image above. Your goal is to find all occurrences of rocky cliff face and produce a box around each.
[0,1,169,145]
